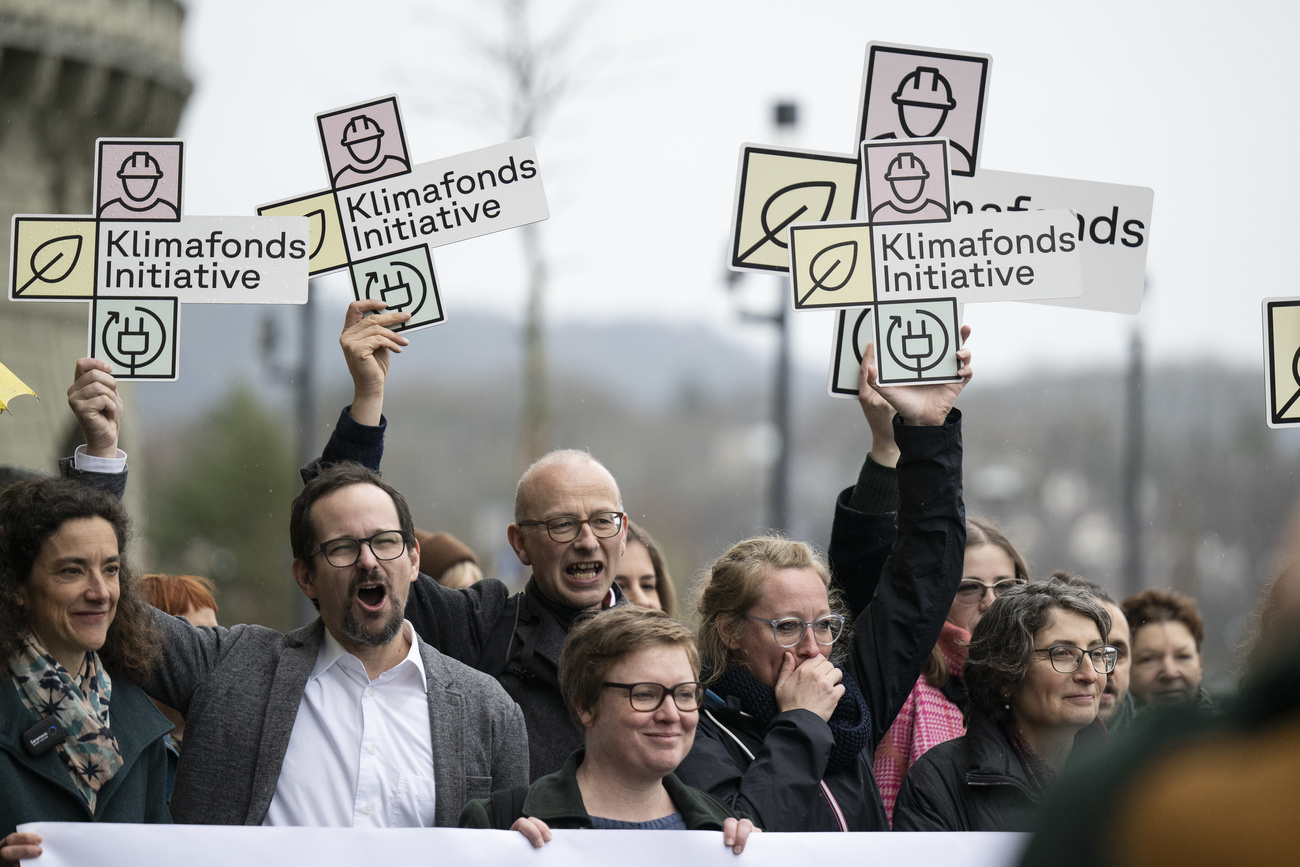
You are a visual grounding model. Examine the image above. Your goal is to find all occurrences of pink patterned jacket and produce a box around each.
[873,620,970,825]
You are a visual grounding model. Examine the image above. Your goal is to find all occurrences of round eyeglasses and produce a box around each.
[954,577,1023,605]
[602,681,705,712]
[316,530,408,567]
[745,613,846,648]
[517,512,624,543]
[1034,645,1119,674]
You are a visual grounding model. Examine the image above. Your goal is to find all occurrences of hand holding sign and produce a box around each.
[859,377,900,468]
[0,830,42,864]
[340,299,411,427]
[862,324,971,426]
[66,358,123,458]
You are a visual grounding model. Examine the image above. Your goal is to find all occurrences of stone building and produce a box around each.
[0,0,190,473]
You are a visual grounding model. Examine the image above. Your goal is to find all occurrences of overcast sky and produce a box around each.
[176,0,1300,386]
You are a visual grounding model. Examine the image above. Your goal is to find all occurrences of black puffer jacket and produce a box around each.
[894,711,1107,831]
[675,412,966,831]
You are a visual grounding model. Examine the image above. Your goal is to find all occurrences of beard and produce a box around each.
[338,566,404,648]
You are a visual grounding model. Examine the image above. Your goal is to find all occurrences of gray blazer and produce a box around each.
[144,612,528,827]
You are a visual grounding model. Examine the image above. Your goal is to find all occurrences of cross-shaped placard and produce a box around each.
[723,41,1154,395]
[258,95,549,333]
[8,139,309,380]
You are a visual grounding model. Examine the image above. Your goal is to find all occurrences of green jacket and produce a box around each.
[461,749,741,830]
[1,671,172,837]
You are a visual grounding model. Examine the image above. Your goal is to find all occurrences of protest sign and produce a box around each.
[8,139,309,380]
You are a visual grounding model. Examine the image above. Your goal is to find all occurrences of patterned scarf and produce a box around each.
[999,720,1055,793]
[712,662,872,774]
[9,634,124,812]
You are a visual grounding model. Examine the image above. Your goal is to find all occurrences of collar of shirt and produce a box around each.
[310,620,428,693]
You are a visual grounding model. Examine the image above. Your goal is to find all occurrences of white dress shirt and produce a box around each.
[262,621,436,827]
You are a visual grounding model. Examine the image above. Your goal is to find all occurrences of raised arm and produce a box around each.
[301,299,410,483]
[828,374,902,618]
[843,328,971,746]
[339,298,410,426]
[58,358,128,498]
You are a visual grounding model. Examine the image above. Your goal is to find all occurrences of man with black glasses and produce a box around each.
[59,372,528,826]
[304,299,631,781]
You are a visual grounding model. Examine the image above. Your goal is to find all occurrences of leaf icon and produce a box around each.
[809,240,858,292]
[738,180,840,265]
[759,181,836,249]
[19,235,83,294]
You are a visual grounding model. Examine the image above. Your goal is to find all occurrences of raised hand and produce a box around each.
[340,298,411,426]
[860,325,972,427]
[67,358,122,457]
[858,378,900,468]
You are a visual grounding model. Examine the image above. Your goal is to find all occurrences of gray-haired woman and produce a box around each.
[893,580,1115,831]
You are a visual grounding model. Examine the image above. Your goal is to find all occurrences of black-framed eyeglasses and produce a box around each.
[517,511,624,543]
[745,613,846,648]
[954,577,1023,604]
[316,530,409,567]
[602,681,705,712]
[1034,645,1118,674]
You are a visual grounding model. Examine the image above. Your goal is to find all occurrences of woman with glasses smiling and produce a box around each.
[873,517,1028,824]
[893,580,1114,831]
[461,606,756,853]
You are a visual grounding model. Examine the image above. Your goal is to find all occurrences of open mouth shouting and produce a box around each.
[338,569,404,649]
[565,561,605,587]
[351,571,391,617]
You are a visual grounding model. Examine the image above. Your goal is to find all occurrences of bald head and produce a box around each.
[515,449,622,522]
[509,449,626,610]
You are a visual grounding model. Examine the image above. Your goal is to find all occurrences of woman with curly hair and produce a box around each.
[893,580,1114,831]
[0,477,169,863]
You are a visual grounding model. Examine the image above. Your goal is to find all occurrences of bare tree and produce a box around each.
[410,0,596,469]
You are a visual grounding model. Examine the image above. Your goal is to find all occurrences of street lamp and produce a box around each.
[727,100,798,532]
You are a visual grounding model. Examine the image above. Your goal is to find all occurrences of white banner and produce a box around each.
[21,822,1029,867]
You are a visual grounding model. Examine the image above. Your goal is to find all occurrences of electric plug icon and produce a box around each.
[118,318,149,357]
[901,319,932,362]
[380,272,412,311]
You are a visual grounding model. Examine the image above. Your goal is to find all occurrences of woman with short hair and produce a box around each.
[893,580,1115,831]
[1122,588,1209,711]
[0,477,171,863]
[461,606,755,852]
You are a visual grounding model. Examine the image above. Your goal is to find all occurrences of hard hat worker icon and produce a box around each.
[891,67,957,136]
[332,113,410,188]
[342,115,384,147]
[99,150,179,220]
[870,151,948,223]
[871,65,975,175]
[118,152,164,180]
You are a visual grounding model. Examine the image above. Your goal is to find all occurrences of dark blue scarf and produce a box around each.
[712,661,872,774]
